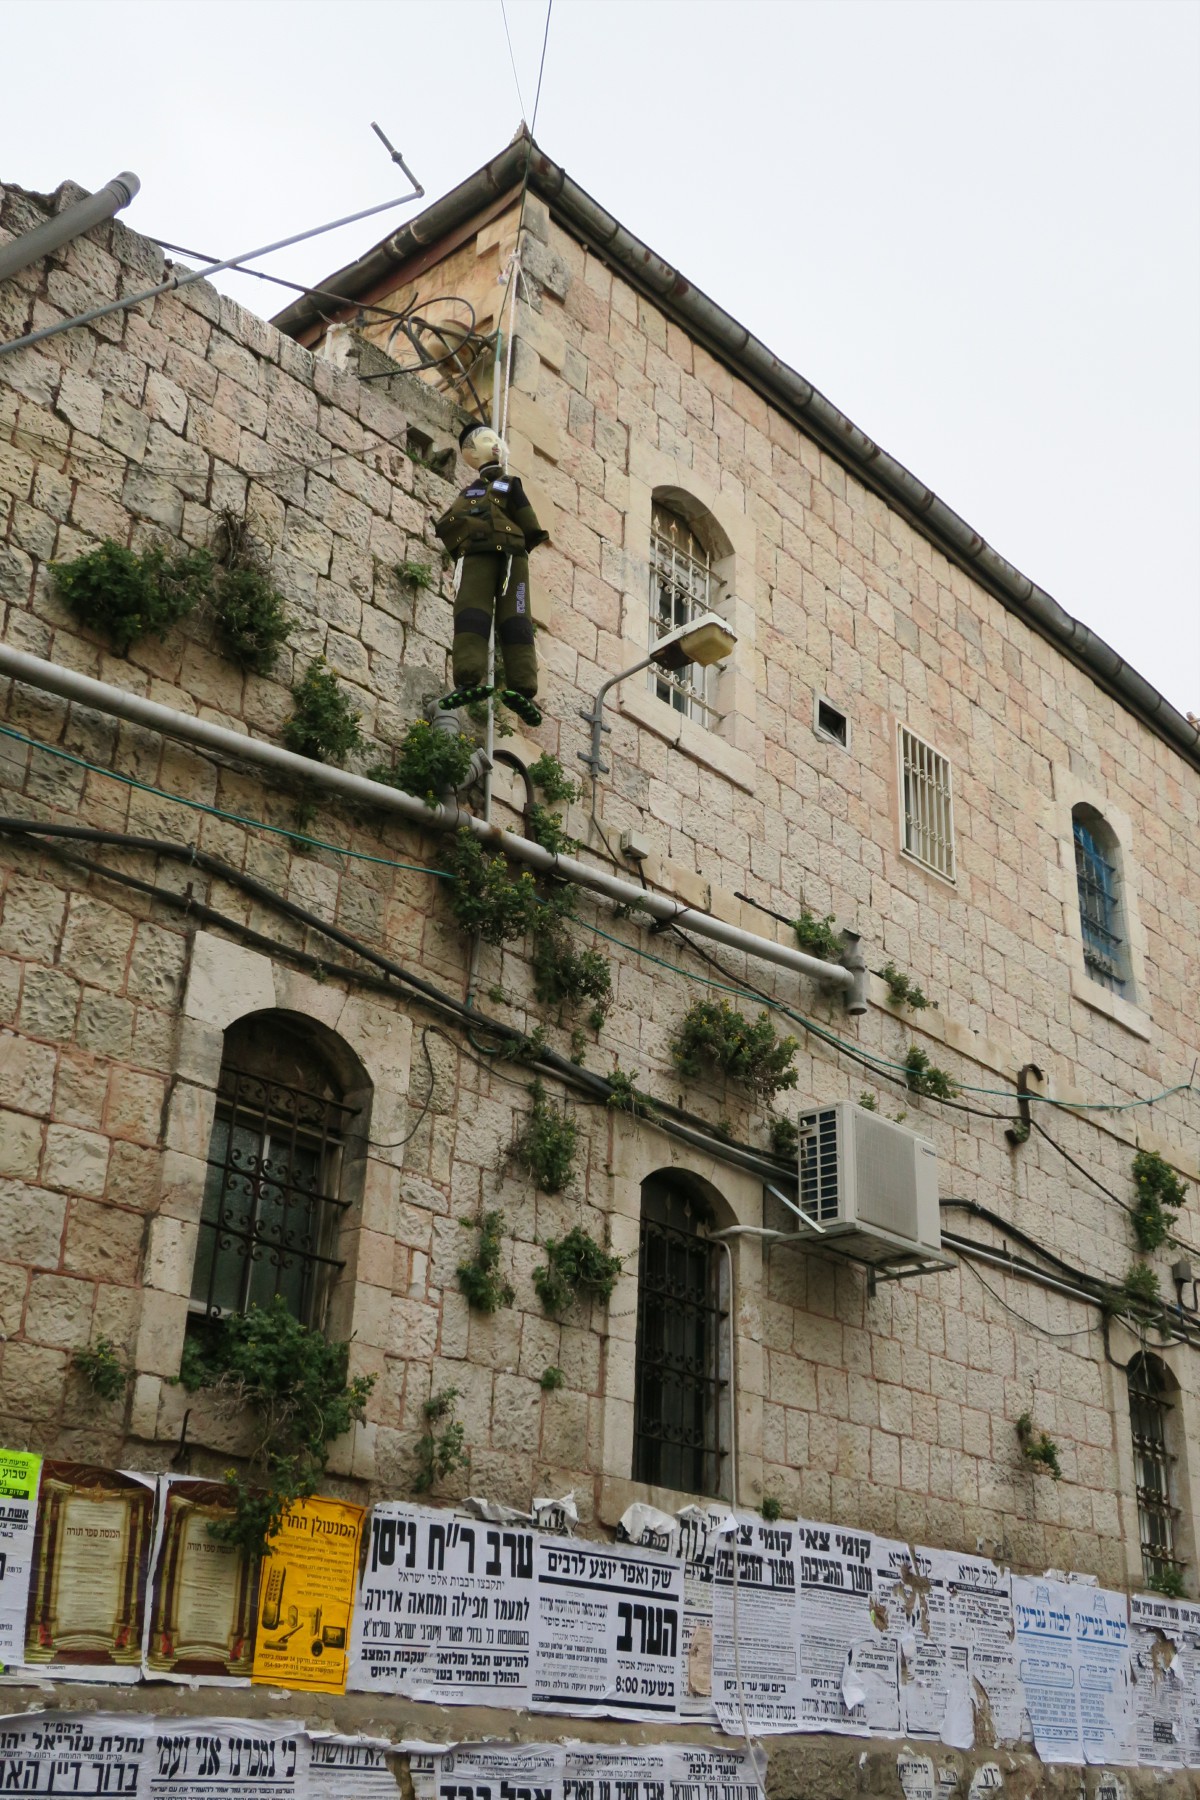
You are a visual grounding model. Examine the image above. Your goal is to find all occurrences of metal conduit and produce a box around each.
[0,173,140,285]
[0,645,863,1006]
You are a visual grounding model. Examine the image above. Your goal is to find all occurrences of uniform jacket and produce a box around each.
[434,465,549,558]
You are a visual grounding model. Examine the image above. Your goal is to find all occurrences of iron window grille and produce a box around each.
[1073,816,1126,994]
[190,1064,351,1327]
[1128,1354,1182,1589]
[633,1180,728,1497]
[649,505,723,726]
[898,724,956,881]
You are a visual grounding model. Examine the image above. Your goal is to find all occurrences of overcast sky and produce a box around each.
[4,0,1198,717]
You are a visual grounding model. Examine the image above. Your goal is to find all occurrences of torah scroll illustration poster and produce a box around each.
[250,1494,364,1694]
[23,1462,155,1680]
[144,1477,259,1682]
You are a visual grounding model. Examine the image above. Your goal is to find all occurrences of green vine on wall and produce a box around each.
[457,1209,515,1313]
[510,1081,578,1193]
[178,1299,374,1558]
[1131,1149,1185,1253]
[1016,1411,1062,1481]
[371,719,475,805]
[880,963,930,1011]
[903,1045,959,1100]
[53,539,213,656]
[414,1387,468,1493]
[670,999,799,1101]
[72,1337,130,1402]
[533,1227,623,1318]
[210,510,292,673]
[446,831,541,944]
[793,910,842,962]
[282,658,363,764]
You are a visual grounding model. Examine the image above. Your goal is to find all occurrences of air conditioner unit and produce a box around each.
[788,1101,943,1266]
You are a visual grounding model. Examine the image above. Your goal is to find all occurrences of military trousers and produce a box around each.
[452,551,538,695]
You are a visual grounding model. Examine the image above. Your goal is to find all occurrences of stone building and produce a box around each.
[0,139,1198,1788]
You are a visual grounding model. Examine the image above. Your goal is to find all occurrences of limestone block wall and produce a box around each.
[0,175,1198,1598]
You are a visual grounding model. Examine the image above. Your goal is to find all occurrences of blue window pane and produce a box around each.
[1073,819,1125,995]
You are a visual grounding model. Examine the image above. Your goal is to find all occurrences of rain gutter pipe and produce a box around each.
[0,646,864,1007]
[0,173,140,285]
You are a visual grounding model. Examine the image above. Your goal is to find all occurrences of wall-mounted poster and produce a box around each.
[144,1478,259,1683]
[23,1463,155,1681]
[250,1495,364,1695]
[0,1448,40,1669]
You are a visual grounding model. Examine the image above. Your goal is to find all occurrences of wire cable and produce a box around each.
[498,0,529,120]
[957,1252,1100,1342]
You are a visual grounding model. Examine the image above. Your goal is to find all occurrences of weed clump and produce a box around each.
[282,657,363,763]
[533,1227,622,1317]
[671,999,799,1101]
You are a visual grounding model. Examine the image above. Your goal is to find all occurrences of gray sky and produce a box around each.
[4,0,1198,717]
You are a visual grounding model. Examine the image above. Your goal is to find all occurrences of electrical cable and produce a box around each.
[148,239,446,327]
[498,0,529,120]
[956,1253,1100,1341]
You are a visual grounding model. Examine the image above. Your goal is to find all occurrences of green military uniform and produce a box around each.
[434,463,549,701]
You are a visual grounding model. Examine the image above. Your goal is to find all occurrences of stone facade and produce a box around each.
[0,169,1199,1792]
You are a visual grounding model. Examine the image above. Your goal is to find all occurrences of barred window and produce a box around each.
[649,504,721,727]
[190,1015,355,1328]
[1128,1354,1182,1590]
[898,724,956,881]
[1073,806,1127,994]
[633,1177,728,1497]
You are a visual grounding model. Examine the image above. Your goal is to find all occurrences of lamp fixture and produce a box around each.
[577,611,737,777]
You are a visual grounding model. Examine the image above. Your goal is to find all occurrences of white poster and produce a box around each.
[1011,1575,1082,1763]
[618,1502,733,1724]
[564,1742,670,1798]
[531,1536,683,1722]
[0,1449,40,1669]
[1071,1585,1134,1765]
[870,1538,937,1737]
[1129,1592,1200,1769]
[349,1505,534,1707]
[711,1515,799,1733]
[137,1720,307,1799]
[308,1734,397,1797]
[419,1742,562,1800]
[0,1712,147,1794]
[932,1550,1021,1749]
[665,1745,764,1798]
[794,1519,882,1734]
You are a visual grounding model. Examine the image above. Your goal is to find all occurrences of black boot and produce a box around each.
[499,688,542,728]
[439,683,494,711]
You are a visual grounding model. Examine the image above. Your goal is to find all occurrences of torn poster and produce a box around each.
[665,1743,765,1798]
[794,1519,881,1734]
[143,1478,258,1683]
[711,1514,799,1733]
[934,1549,1021,1749]
[870,1537,938,1736]
[414,1740,562,1799]
[531,1534,683,1721]
[1071,1584,1134,1765]
[348,1503,535,1707]
[618,1500,734,1723]
[307,1733,397,1798]
[0,1447,40,1669]
[1011,1574,1082,1763]
[1128,1592,1200,1769]
[23,1462,155,1681]
[0,1711,148,1793]
[250,1495,363,1695]
[564,1741,670,1797]
[139,1718,306,1799]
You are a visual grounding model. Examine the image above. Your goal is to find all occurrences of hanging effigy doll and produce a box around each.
[433,421,549,727]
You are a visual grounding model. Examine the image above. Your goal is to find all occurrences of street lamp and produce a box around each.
[577,611,738,777]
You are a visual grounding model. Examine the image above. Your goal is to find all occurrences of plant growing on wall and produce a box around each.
[371,719,475,805]
[210,510,292,673]
[880,963,930,1011]
[606,1066,655,1117]
[760,1496,784,1522]
[528,803,578,855]
[510,1082,578,1193]
[1131,1149,1185,1253]
[445,831,541,945]
[533,1226,623,1317]
[1015,1411,1062,1481]
[1121,1261,1162,1313]
[793,910,842,962]
[769,1116,799,1159]
[540,1365,565,1392]
[414,1387,468,1493]
[531,925,612,1019]
[457,1209,515,1313]
[1148,1568,1187,1599]
[71,1337,130,1402]
[670,999,799,1101]
[178,1298,374,1557]
[528,753,580,806]
[395,559,435,591]
[903,1045,958,1100]
[281,657,363,763]
[52,539,213,656]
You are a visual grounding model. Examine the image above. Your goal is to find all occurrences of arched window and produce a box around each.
[1073,805,1128,995]
[633,1175,728,1496]
[648,501,722,726]
[1128,1354,1182,1589]
[189,1012,363,1329]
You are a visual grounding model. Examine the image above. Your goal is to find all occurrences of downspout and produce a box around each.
[0,645,864,1007]
[0,173,140,284]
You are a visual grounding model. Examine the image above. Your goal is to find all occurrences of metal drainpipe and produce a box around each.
[0,173,140,285]
[0,644,861,1004]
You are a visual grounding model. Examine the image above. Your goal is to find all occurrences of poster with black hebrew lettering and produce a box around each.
[793,1519,882,1733]
[932,1549,1021,1749]
[138,1718,306,1799]
[23,1463,155,1681]
[250,1495,364,1695]
[617,1501,734,1723]
[0,1448,40,1670]
[143,1478,258,1683]
[0,1711,148,1794]
[531,1535,684,1720]
[1070,1585,1135,1765]
[307,1733,398,1798]
[1011,1575,1083,1763]
[349,1503,535,1706]
[870,1538,944,1738]
[418,1741,563,1800]
[711,1515,799,1733]
[665,1745,765,1799]
[1129,1591,1200,1768]
[564,1742,670,1798]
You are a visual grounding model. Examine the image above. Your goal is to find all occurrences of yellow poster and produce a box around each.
[251,1493,363,1694]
